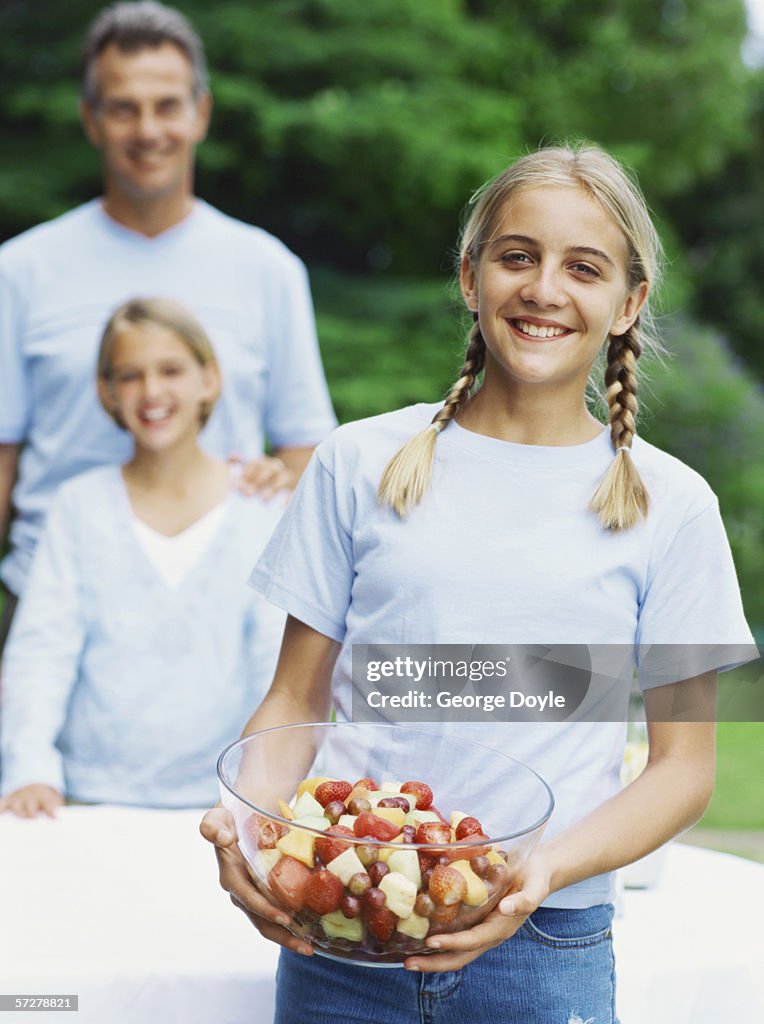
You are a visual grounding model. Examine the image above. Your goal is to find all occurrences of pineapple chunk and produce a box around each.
[486,851,505,866]
[320,909,364,942]
[276,828,315,868]
[296,776,332,799]
[451,859,490,906]
[379,871,417,918]
[396,911,430,940]
[278,799,295,820]
[373,806,406,830]
[379,780,402,793]
[326,847,366,885]
[338,814,357,831]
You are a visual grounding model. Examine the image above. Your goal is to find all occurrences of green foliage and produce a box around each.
[670,75,764,378]
[638,319,764,630]
[701,723,764,829]
[0,0,756,279]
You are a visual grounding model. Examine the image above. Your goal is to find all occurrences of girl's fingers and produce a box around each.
[424,912,519,954]
[199,807,237,847]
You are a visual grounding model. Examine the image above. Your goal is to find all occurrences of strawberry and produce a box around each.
[428,864,468,906]
[353,777,379,791]
[455,816,484,841]
[268,856,312,911]
[314,824,354,865]
[400,780,433,810]
[303,869,345,915]
[243,812,288,850]
[364,904,397,942]
[414,822,451,846]
[353,811,400,841]
[314,780,353,808]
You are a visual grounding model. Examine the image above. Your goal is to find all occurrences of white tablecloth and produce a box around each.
[1,806,762,1023]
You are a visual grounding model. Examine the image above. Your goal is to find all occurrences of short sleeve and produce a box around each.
[248,449,353,642]
[262,256,337,449]
[0,266,31,441]
[635,500,758,687]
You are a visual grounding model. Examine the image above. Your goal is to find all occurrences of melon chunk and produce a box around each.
[292,791,325,819]
[320,909,364,941]
[293,814,330,831]
[387,848,422,890]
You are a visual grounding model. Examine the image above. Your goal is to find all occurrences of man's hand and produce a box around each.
[0,784,63,818]
[230,455,295,499]
[199,806,314,957]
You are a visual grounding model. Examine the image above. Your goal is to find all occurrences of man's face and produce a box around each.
[81,42,211,206]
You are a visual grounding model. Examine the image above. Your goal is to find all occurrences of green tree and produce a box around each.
[0,0,755,280]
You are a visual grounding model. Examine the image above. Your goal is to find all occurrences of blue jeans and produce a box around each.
[275,903,618,1024]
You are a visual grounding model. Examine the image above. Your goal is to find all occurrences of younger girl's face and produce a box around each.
[100,323,218,449]
[460,185,648,394]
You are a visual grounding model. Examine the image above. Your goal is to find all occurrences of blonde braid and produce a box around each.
[378,323,486,516]
[590,327,650,530]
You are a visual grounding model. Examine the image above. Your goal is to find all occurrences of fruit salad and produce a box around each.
[240,774,513,964]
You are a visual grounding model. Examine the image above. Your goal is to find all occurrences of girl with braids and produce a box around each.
[201,145,755,1022]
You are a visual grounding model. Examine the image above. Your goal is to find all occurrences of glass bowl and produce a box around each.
[217,722,553,967]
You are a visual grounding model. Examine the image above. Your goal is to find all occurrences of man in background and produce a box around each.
[0,0,336,646]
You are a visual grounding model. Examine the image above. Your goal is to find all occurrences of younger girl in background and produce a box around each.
[0,298,285,815]
[202,145,755,1023]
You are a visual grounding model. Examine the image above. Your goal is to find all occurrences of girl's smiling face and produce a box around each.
[460,185,648,395]
[100,322,219,450]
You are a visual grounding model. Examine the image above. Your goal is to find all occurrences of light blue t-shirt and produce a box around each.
[250,403,756,908]
[0,466,286,807]
[0,199,337,594]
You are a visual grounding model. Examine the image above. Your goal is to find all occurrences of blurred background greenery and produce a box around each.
[0,0,762,842]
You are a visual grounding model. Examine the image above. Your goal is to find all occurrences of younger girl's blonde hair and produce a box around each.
[378,143,664,531]
[97,297,220,428]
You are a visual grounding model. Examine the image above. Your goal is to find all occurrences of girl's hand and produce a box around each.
[229,455,294,499]
[199,807,314,957]
[404,850,553,973]
[0,784,63,818]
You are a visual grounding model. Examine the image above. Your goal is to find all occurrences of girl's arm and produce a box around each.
[407,672,716,973]
[200,614,340,958]
[0,488,87,816]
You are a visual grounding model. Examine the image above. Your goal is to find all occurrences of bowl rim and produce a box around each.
[217,720,555,847]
